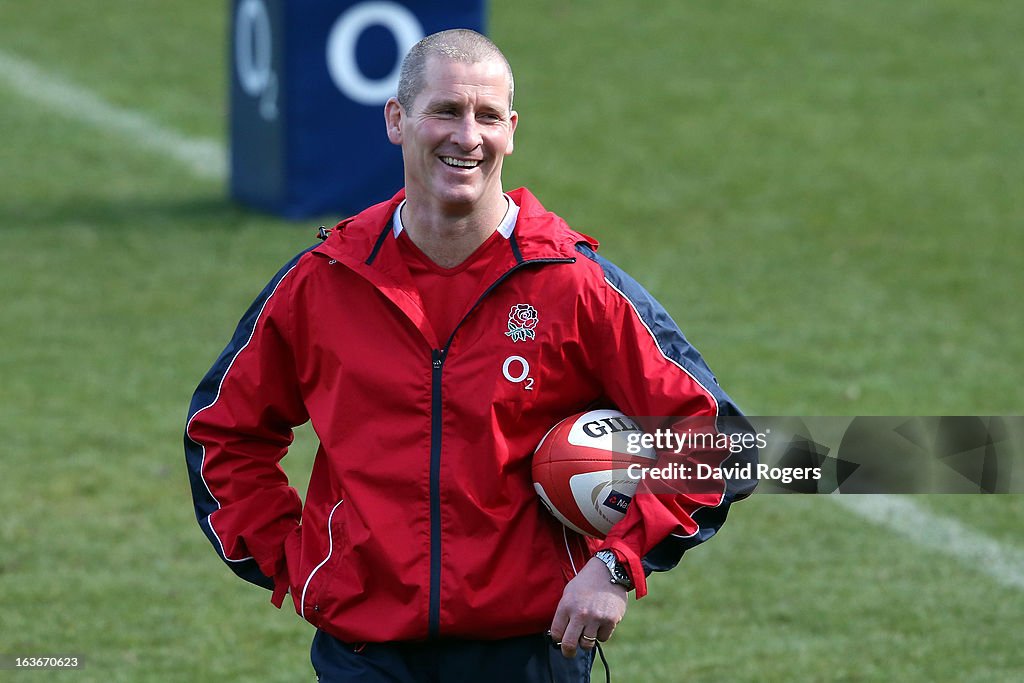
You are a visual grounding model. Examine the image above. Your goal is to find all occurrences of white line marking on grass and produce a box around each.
[832,494,1024,591]
[0,48,225,180]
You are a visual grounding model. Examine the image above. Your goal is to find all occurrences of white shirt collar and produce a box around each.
[392,194,520,239]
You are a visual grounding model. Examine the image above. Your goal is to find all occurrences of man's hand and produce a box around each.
[549,557,628,658]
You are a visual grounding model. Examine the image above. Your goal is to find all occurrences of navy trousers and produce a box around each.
[311,630,594,683]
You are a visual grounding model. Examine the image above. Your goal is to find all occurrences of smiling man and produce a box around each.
[185,29,754,683]
[384,39,517,263]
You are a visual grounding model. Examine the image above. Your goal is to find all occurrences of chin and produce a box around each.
[433,185,483,208]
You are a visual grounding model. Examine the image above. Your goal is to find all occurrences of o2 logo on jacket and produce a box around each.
[502,355,534,391]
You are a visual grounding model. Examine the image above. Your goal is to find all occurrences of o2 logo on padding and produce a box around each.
[502,355,534,391]
[235,0,278,120]
[325,1,424,106]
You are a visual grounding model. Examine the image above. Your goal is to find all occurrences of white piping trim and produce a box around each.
[563,526,580,576]
[184,262,302,563]
[602,276,720,418]
[300,499,345,619]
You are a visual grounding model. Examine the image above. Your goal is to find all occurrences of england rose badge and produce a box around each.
[505,304,538,342]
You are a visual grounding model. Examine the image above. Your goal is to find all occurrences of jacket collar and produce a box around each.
[313,187,599,267]
[311,188,598,348]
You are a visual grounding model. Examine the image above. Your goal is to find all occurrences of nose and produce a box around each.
[449,113,482,151]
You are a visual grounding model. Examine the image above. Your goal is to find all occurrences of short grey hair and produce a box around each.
[396,29,514,111]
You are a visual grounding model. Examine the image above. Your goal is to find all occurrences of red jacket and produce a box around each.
[185,188,754,643]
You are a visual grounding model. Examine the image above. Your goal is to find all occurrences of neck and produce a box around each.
[400,193,507,268]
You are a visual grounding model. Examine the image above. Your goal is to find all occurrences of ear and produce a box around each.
[505,110,519,155]
[384,97,403,145]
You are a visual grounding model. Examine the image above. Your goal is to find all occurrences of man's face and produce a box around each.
[386,56,518,213]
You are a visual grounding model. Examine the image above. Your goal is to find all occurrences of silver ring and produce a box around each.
[580,635,598,642]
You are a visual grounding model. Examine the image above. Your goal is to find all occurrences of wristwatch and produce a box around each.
[594,550,634,591]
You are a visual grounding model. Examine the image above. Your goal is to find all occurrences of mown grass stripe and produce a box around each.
[0,48,225,181]
[832,495,1024,591]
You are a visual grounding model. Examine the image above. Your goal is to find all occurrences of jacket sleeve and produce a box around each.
[183,252,311,597]
[578,245,757,597]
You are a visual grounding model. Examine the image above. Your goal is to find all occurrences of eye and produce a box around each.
[428,105,457,118]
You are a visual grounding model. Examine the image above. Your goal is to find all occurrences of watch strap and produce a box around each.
[595,550,634,591]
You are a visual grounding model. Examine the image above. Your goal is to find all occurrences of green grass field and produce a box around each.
[2,1,1022,680]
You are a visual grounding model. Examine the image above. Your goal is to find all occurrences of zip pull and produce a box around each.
[432,349,444,370]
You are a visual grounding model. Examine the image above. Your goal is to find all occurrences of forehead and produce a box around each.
[414,56,511,109]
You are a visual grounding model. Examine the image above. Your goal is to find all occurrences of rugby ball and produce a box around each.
[532,409,656,538]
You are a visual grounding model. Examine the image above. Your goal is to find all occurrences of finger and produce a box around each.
[560,620,583,659]
[578,632,599,651]
[548,609,569,647]
[596,621,617,643]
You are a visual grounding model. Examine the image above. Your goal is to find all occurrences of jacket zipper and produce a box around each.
[426,256,574,638]
[427,348,445,637]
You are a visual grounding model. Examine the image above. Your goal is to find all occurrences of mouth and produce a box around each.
[439,156,481,169]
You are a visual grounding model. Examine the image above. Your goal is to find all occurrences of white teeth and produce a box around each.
[441,156,480,168]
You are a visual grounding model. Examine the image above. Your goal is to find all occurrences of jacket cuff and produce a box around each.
[253,544,290,608]
[270,568,289,608]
